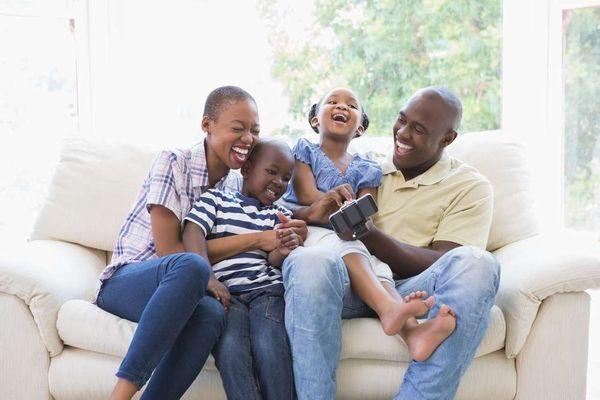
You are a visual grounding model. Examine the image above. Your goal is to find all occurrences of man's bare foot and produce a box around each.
[379,291,435,336]
[402,304,456,362]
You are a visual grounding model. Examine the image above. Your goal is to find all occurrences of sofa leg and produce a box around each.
[0,293,52,400]
[515,292,590,400]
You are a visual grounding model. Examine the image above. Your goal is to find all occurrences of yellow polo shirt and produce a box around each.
[374,151,493,250]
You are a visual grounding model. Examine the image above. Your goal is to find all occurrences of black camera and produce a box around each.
[329,193,378,239]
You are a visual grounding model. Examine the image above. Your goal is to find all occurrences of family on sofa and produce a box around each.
[96,85,500,400]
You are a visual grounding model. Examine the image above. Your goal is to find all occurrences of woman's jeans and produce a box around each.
[213,284,295,400]
[97,252,225,400]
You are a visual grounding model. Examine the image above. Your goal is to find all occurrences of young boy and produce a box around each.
[183,139,302,400]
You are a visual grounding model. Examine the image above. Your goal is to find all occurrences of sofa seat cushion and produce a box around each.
[57,300,505,364]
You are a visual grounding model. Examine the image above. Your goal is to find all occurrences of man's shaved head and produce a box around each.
[410,86,463,133]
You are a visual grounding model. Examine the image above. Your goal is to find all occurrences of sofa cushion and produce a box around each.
[31,137,159,252]
[57,299,505,363]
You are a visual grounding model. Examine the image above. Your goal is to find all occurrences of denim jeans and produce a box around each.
[282,245,500,400]
[97,252,226,400]
[213,284,295,400]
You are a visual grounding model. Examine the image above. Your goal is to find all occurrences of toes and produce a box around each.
[424,296,436,308]
[439,304,456,317]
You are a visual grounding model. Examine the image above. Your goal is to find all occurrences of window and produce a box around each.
[0,1,79,241]
[563,6,600,232]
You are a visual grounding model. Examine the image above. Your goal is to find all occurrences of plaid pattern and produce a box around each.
[97,140,242,293]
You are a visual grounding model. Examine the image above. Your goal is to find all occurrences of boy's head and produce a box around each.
[241,139,294,205]
[202,86,260,170]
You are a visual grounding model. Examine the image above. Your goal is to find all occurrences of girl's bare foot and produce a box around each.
[402,304,456,362]
[379,291,435,336]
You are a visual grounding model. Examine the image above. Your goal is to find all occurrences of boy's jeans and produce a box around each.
[282,245,500,400]
[213,284,295,400]
[97,252,225,400]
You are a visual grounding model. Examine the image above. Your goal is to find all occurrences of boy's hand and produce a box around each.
[258,230,279,252]
[278,228,303,254]
[275,212,308,241]
[207,276,230,310]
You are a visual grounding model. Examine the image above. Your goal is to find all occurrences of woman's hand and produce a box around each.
[207,276,231,310]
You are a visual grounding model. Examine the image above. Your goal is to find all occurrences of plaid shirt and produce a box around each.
[97,140,242,294]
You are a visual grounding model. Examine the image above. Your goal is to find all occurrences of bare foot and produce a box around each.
[379,291,435,336]
[402,304,456,362]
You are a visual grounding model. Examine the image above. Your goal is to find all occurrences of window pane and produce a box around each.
[0,15,77,240]
[258,0,502,136]
[563,7,600,232]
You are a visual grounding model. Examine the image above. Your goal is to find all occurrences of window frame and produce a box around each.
[503,0,600,232]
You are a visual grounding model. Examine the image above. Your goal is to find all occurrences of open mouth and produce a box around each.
[332,113,349,123]
[231,146,249,163]
[395,139,414,156]
[265,188,279,199]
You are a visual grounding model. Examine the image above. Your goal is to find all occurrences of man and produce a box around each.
[283,87,500,400]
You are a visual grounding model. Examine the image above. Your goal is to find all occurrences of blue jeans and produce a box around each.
[97,252,225,400]
[282,245,500,400]
[213,284,295,400]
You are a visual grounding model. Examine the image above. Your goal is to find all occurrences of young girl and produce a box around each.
[282,87,434,338]
[96,86,301,400]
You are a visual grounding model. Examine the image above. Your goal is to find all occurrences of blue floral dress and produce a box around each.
[283,137,383,204]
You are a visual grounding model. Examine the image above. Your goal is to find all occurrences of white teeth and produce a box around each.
[332,113,348,122]
[232,146,249,155]
[266,189,276,197]
[396,141,413,150]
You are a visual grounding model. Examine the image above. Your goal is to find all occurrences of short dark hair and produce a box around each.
[307,99,370,134]
[247,139,293,163]
[203,86,256,120]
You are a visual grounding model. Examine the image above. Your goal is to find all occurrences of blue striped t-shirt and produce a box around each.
[184,189,291,294]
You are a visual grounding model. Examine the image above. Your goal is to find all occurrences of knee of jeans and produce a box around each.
[444,246,501,295]
[193,297,227,335]
[282,246,347,297]
[170,252,211,289]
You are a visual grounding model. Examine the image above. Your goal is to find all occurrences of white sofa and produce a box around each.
[1,131,599,400]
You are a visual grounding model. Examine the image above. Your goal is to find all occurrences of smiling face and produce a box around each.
[392,89,458,180]
[241,142,294,205]
[203,99,260,170]
[311,88,365,140]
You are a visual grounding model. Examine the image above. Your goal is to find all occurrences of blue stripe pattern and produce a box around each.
[185,189,292,294]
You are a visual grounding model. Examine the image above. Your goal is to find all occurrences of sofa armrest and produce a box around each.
[0,240,106,356]
[493,233,600,358]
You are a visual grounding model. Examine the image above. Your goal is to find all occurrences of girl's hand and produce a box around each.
[307,184,355,224]
[207,276,231,310]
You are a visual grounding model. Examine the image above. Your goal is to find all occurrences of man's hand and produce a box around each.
[207,276,230,310]
[306,184,355,225]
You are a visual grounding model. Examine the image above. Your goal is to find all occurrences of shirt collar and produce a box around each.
[192,139,240,191]
[382,151,452,188]
[191,140,209,190]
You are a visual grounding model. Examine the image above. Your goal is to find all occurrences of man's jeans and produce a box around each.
[282,245,500,400]
[213,284,295,400]
[97,253,225,400]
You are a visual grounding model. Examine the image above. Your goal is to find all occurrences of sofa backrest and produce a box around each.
[31,131,538,254]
